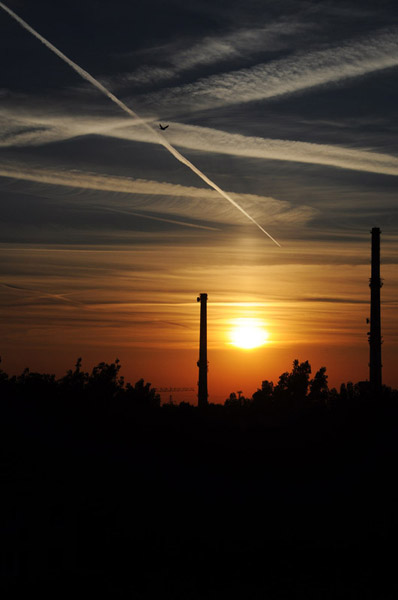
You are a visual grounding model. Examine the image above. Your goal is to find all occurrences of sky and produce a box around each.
[0,0,397,403]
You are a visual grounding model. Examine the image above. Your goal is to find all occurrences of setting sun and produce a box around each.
[228,318,269,350]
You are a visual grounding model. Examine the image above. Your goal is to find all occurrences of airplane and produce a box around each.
[159,123,169,130]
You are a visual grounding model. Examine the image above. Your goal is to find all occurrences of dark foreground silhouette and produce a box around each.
[1,358,398,598]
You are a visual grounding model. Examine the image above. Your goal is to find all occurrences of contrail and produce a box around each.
[0,1,280,247]
[0,281,83,305]
[95,205,221,231]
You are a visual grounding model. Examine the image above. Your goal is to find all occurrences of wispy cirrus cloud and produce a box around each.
[2,108,397,177]
[0,113,74,147]
[161,123,398,176]
[102,119,398,176]
[0,281,84,306]
[0,109,145,147]
[104,19,311,89]
[0,161,316,227]
[143,28,398,111]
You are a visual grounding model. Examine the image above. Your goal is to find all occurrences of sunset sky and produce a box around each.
[1,0,397,403]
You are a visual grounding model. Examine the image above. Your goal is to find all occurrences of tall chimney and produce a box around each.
[369,227,382,395]
[197,293,208,407]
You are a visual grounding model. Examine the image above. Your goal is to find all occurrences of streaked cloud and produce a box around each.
[144,29,398,111]
[2,107,398,177]
[154,124,398,177]
[0,281,83,306]
[1,0,397,393]
[104,19,311,88]
[0,160,316,227]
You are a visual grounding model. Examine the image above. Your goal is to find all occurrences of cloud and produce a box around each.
[144,28,398,111]
[0,281,83,306]
[103,19,311,89]
[100,18,314,90]
[0,113,75,147]
[151,123,398,177]
[0,3,279,243]
[0,160,316,227]
[2,108,398,177]
[293,295,368,305]
[0,109,148,147]
[93,206,220,231]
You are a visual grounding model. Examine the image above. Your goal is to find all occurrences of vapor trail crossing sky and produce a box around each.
[1,0,398,397]
[0,1,280,246]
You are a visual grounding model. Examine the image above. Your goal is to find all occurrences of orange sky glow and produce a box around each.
[1,2,397,404]
[1,235,397,404]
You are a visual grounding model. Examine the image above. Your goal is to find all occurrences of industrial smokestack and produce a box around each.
[369,227,382,395]
[197,293,208,407]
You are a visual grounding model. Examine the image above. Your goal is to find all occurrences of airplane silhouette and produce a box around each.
[159,123,169,130]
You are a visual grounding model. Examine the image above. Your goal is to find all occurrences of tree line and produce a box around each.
[224,359,395,409]
[0,357,160,409]
[1,356,396,412]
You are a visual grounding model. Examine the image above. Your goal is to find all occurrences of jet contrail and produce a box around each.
[0,1,280,246]
[0,281,83,305]
[95,205,221,231]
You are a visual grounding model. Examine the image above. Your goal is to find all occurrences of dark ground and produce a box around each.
[1,396,398,598]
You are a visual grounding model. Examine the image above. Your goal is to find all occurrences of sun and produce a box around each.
[229,318,269,350]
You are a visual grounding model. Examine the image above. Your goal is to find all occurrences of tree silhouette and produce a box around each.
[12,367,57,404]
[86,358,124,403]
[252,380,274,407]
[224,391,249,408]
[273,359,311,406]
[125,378,161,409]
[309,366,329,404]
[59,357,88,397]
